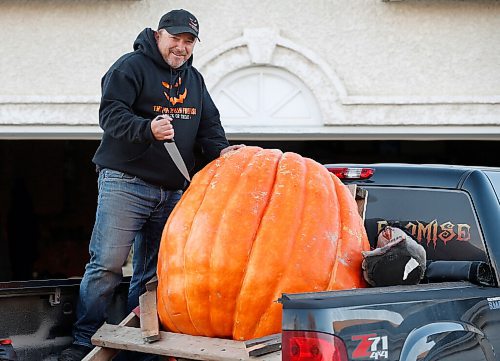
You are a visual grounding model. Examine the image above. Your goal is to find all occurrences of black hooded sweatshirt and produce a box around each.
[93,28,229,189]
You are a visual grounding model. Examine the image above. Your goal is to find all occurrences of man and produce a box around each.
[59,9,243,360]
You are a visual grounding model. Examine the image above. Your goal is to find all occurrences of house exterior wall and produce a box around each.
[1,0,499,140]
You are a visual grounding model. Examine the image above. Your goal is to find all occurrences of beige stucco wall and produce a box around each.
[1,0,500,139]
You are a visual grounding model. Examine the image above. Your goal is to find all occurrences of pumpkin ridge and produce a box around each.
[181,161,224,335]
[209,149,282,337]
[251,158,341,338]
[157,183,192,333]
[158,160,220,335]
[323,168,342,288]
[294,159,340,291]
[250,155,310,338]
[328,174,346,289]
[184,147,262,336]
[233,152,307,340]
[325,174,344,289]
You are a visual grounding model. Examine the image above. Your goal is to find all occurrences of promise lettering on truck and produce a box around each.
[376,219,472,246]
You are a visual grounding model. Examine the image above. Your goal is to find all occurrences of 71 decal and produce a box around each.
[351,333,389,360]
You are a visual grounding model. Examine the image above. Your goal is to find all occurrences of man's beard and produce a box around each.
[167,53,187,69]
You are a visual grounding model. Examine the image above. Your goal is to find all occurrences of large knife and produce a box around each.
[164,139,191,183]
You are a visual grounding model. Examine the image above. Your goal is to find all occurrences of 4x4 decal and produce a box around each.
[352,333,389,360]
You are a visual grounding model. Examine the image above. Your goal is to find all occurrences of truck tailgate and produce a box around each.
[280,282,500,361]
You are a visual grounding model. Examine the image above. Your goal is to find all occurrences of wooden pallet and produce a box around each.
[83,278,281,361]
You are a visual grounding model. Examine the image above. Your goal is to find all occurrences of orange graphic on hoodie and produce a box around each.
[162,77,187,106]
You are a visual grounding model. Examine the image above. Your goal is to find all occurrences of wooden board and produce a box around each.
[139,277,160,342]
[346,184,368,221]
[83,310,139,361]
[91,324,281,361]
[245,334,281,357]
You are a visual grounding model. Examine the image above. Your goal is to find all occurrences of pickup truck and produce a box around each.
[280,163,500,361]
[2,163,499,360]
[0,278,130,360]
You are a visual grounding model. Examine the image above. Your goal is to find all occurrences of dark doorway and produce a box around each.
[0,140,99,281]
[0,139,498,281]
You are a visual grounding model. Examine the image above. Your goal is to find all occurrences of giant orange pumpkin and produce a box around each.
[156,146,369,340]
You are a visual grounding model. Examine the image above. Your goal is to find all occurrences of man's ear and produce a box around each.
[154,30,160,41]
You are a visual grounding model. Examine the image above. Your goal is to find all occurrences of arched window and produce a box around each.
[212,66,321,127]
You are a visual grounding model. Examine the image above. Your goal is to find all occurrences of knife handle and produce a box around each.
[155,114,174,143]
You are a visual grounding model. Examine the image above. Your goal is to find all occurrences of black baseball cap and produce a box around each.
[158,9,200,41]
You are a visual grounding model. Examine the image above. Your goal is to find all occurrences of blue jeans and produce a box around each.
[73,168,182,348]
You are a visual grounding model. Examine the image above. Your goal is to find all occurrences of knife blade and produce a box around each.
[163,139,191,183]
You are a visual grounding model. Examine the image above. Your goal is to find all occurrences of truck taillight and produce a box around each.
[326,167,374,180]
[282,330,348,361]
